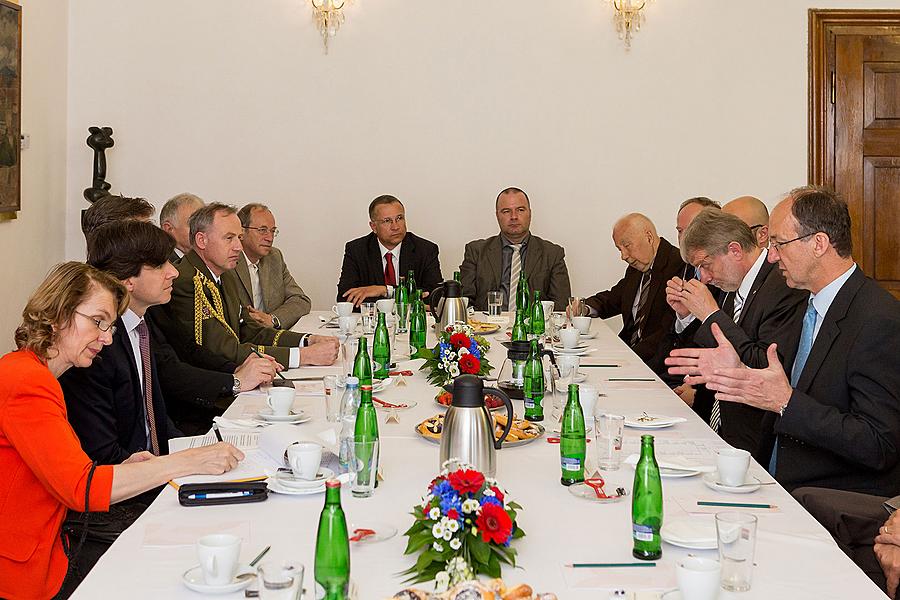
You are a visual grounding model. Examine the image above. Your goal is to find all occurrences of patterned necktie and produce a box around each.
[249,262,265,311]
[732,290,745,323]
[136,320,160,455]
[507,244,522,310]
[629,270,651,346]
[384,252,396,287]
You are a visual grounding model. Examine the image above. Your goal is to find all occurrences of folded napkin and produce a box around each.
[623,454,715,473]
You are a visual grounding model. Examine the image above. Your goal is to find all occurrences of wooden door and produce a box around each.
[810,10,900,298]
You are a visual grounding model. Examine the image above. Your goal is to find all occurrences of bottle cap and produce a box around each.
[325,479,341,489]
[346,376,359,387]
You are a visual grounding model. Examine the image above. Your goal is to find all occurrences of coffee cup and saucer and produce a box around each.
[701,448,761,493]
[182,534,254,594]
[269,442,332,495]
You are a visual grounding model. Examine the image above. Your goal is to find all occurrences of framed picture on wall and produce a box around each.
[0,0,20,215]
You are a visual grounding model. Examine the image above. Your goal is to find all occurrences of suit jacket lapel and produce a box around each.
[235,252,253,302]
[367,233,385,285]
[398,234,414,283]
[485,235,502,287]
[524,236,542,283]
[736,253,773,322]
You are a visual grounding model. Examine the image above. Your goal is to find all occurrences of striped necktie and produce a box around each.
[709,290,746,433]
[136,319,161,455]
[629,270,651,346]
[507,243,522,310]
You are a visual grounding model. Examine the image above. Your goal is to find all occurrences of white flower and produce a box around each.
[462,498,480,514]
[433,541,444,552]
[432,522,445,538]
[437,363,445,370]
[458,346,468,356]
[429,507,441,520]
[450,538,461,550]
[435,571,450,592]
[483,488,495,497]
[449,364,460,377]
[485,477,498,487]
[447,519,459,533]
[443,529,453,541]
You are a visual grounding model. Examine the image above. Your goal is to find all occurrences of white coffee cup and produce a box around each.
[572,316,591,335]
[676,556,721,600]
[332,302,354,317]
[559,328,580,349]
[267,387,296,417]
[197,533,241,586]
[338,315,358,335]
[717,447,751,486]
[287,442,323,480]
[540,300,555,322]
[376,298,395,314]
[556,354,580,379]
[578,384,599,419]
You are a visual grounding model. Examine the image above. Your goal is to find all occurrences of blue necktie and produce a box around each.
[769,299,817,475]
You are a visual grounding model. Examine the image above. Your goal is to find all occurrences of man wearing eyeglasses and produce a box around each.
[723,195,769,248]
[337,195,443,306]
[235,203,311,330]
[667,186,900,497]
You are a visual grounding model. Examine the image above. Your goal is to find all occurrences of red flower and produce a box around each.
[448,469,485,495]
[449,333,469,348]
[476,502,513,545]
[446,508,460,521]
[490,486,505,503]
[458,353,481,375]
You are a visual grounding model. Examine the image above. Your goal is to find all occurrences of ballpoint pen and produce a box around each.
[251,347,287,380]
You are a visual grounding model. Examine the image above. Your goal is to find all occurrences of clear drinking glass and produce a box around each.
[594,413,625,471]
[350,436,380,498]
[257,560,304,600]
[716,512,758,592]
[340,335,359,385]
[323,375,340,422]
[550,311,567,340]
[361,302,377,334]
[487,291,503,316]
[568,296,590,319]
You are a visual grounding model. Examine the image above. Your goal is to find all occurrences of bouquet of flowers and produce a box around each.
[400,461,525,590]
[419,323,493,389]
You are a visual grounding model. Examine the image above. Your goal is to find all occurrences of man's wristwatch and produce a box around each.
[232,377,242,395]
[271,315,281,329]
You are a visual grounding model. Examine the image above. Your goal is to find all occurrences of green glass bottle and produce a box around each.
[355,383,380,491]
[396,276,409,334]
[314,479,350,599]
[523,339,545,422]
[560,384,586,486]
[352,336,372,387]
[409,296,427,356]
[529,290,545,337]
[515,269,530,313]
[406,270,417,302]
[632,434,663,560]
[511,308,528,342]
[453,270,461,283]
[372,312,391,380]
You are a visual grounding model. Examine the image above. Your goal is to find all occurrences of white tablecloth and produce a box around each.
[71,312,886,599]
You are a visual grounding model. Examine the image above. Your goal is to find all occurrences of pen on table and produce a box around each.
[212,422,224,442]
[697,501,777,509]
[251,347,287,381]
[566,562,656,568]
[608,378,655,382]
[580,364,621,368]
[249,545,272,567]
[187,491,253,500]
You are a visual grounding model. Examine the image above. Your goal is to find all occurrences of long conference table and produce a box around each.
[72,312,887,599]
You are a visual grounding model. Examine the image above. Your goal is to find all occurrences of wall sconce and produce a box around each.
[311,0,346,53]
[609,0,650,50]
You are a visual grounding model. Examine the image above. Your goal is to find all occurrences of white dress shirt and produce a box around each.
[121,308,150,438]
[808,263,857,341]
[243,253,266,311]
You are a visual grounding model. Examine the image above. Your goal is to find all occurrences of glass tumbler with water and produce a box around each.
[487,290,503,316]
[716,512,758,592]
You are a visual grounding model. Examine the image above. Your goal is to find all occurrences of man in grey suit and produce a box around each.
[235,203,312,330]
[459,187,571,311]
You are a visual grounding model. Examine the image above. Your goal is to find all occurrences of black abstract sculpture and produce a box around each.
[83,126,114,203]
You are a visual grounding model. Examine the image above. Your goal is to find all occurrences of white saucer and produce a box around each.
[275,467,334,490]
[267,478,326,495]
[337,377,393,393]
[374,399,417,411]
[702,472,761,494]
[256,409,310,423]
[553,342,589,351]
[182,564,254,594]
[661,517,718,550]
[568,483,626,503]
[623,414,687,429]
[661,591,683,600]
[577,330,598,340]
[349,521,398,544]
[659,466,702,478]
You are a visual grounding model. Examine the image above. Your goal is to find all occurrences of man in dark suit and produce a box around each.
[459,187,571,311]
[236,202,311,329]
[582,213,686,365]
[160,192,204,264]
[337,195,443,306]
[670,209,808,463]
[161,203,339,370]
[668,187,900,496]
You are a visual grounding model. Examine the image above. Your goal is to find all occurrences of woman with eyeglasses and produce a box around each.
[0,262,244,599]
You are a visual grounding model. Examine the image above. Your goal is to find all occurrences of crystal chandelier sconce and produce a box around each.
[311,0,346,53]
[610,0,648,50]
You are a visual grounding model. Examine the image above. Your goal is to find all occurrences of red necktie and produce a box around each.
[384,252,396,286]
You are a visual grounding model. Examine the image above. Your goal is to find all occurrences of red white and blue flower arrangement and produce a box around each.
[400,460,525,590]
[419,323,493,390]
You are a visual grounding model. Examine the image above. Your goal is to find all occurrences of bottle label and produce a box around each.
[524,398,534,409]
[561,456,582,471]
[633,524,655,542]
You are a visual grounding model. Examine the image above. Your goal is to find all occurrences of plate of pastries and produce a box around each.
[389,578,556,599]
[415,413,545,447]
[467,318,502,335]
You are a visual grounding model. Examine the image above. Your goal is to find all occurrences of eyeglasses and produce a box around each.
[372,215,405,226]
[74,311,117,336]
[768,231,816,251]
[749,224,764,231]
[243,226,279,237]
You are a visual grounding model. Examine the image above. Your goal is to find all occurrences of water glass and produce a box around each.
[716,512,757,592]
[323,375,340,422]
[257,560,304,600]
[340,335,359,384]
[550,311,567,339]
[361,302,377,333]
[351,436,380,498]
[568,296,590,318]
[487,290,503,316]
[594,413,625,471]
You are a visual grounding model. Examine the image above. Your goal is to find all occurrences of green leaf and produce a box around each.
[508,501,523,510]
[469,535,491,564]
[415,549,436,571]
[512,527,526,539]
[404,530,435,555]
[486,551,502,578]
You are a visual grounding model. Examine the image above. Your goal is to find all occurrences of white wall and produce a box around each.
[63,0,899,310]
[0,0,68,351]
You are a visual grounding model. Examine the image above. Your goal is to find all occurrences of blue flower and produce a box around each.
[440,493,463,516]
[433,479,454,498]
[481,495,503,508]
[469,345,481,360]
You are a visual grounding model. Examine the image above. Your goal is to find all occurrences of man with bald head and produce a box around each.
[581,213,685,363]
[724,196,769,248]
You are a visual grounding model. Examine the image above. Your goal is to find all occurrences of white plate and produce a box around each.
[337,377,393,393]
[182,564,254,594]
[552,348,591,356]
[659,466,702,478]
[348,521,398,544]
[702,472,761,494]
[374,399,417,411]
[567,482,626,503]
[256,409,311,424]
[553,342,589,351]
[623,414,686,429]
[661,517,718,550]
[267,478,326,495]
[275,467,335,490]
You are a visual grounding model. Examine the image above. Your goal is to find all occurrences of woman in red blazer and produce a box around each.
[0,262,245,600]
